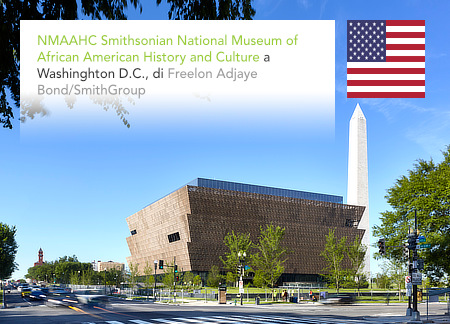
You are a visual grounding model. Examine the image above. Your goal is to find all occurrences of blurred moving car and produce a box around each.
[74,289,110,307]
[322,294,355,304]
[45,290,78,307]
[17,284,29,292]
[21,287,32,298]
[29,288,49,300]
[46,288,109,308]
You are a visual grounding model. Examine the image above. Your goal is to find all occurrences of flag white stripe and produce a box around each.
[386,50,425,56]
[347,86,425,92]
[386,38,425,44]
[347,74,425,80]
[386,26,425,32]
[348,62,425,68]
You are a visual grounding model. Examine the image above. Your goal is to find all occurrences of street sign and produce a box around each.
[239,280,244,293]
[406,287,412,297]
[405,276,411,284]
[411,272,422,285]
[418,244,431,249]
[418,236,426,243]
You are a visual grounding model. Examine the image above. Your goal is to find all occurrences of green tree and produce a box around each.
[128,262,140,295]
[252,269,268,288]
[320,228,347,294]
[193,275,202,288]
[142,261,155,300]
[347,236,367,295]
[183,271,194,288]
[162,262,175,289]
[70,271,81,285]
[225,272,235,286]
[383,259,406,301]
[206,265,222,287]
[219,231,252,285]
[0,223,18,280]
[251,224,288,301]
[373,147,450,283]
[81,269,94,285]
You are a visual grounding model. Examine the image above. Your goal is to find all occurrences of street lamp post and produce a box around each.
[238,251,246,306]
[104,269,107,295]
[153,260,158,302]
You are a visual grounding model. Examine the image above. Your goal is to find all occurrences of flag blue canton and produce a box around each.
[347,20,386,62]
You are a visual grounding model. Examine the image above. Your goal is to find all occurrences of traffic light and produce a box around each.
[377,238,386,256]
[159,260,164,269]
[176,275,179,282]
[174,265,178,273]
[417,259,424,270]
[403,245,409,259]
[407,233,417,251]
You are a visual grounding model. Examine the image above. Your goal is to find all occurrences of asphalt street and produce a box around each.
[1,290,449,324]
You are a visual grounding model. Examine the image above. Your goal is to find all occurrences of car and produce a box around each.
[29,289,48,300]
[45,291,78,307]
[21,287,32,298]
[322,294,355,305]
[17,284,29,292]
[74,289,110,307]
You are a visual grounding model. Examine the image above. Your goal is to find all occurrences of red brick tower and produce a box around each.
[34,248,44,266]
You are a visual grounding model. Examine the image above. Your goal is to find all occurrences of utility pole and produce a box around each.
[173,257,177,303]
[411,210,420,321]
[405,210,421,321]
[153,260,158,302]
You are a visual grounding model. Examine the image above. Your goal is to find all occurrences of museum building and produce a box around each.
[126,178,366,283]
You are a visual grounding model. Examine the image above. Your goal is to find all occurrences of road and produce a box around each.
[1,290,448,324]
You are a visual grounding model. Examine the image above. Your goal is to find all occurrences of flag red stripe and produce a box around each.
[386,44,425,50]
[386,32,425,38]
[347,80,425,86]
[347,68,425,74]
[347,92,425,98]
[386,20,425,26]
[386,56,425,62]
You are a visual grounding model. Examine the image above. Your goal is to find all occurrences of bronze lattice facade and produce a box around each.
[126,179,365,282]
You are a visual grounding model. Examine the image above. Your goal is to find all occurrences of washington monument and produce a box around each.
[347,103,370,274]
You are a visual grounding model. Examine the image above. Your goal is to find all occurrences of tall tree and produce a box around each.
[160,0,255,20]
[219,230,252,285]
[128,262,140,295]
[347,236,367,295]
[0,223,18,280]
[206,265,222,288]
[142,261,155,300]
[162,261,175,289]
[2,0,255,129]
[183,271,194,288]
[384,259,407,301]
[251,224,287,301]
[373,146,450,283]
[193,274,202,288]
[320,228,347,294]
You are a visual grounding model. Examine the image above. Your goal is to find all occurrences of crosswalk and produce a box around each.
[83,314,364,324]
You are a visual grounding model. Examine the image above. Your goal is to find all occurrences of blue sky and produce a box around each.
[2,0,450,279]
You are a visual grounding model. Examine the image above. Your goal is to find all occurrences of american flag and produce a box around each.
[347,20,425,98]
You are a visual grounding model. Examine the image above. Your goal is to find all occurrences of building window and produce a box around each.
[131,229,137,235]
[168,232,181,243]
[345,219,359,227]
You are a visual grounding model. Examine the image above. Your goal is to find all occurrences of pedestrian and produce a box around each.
[283,290,288,302]
[309,290,313,300]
